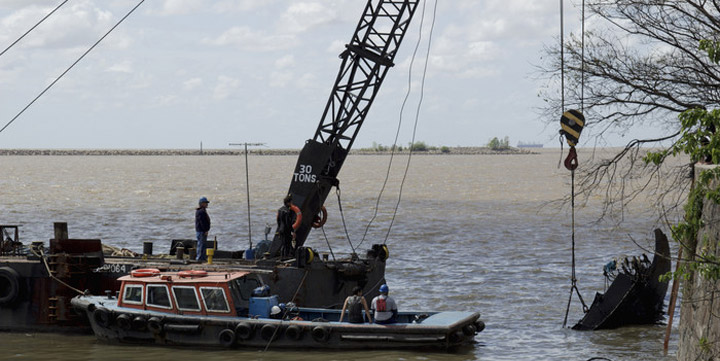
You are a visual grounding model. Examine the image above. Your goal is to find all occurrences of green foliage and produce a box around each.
[440,146,450,153]
[645,108,720,165]
[487,136,510,150]
[700,39,720,64]
[661,167,720,282]
[699,336,711,353]
[409,141,428,152]
[648,40,720,283]
[371,142,388,152]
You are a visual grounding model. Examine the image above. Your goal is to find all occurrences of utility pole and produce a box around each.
[229,142,265,251]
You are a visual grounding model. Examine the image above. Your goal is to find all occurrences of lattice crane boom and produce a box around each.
[269,0,419,256]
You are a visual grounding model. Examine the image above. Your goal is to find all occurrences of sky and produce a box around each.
[0,0,639,150]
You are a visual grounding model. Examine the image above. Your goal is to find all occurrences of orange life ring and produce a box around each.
[312,206,328,228]
[131,268,161,277]
[178,270,208,278]
[289,204,302,230]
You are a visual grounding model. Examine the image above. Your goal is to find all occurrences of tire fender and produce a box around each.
[115,313,132,330]
[260,324,278,341]
[311,326,330,342]
[235,322,253,340]
[285,325,303,340]
[93,307,112,328]
[0,267,21,306]
[147,317,163,334]
[218,328,236,347]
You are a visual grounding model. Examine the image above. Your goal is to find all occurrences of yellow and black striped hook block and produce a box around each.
[560,109,585,147]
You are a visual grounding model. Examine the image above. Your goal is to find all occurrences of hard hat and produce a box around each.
[379,284,389,293]
[270,305,282,316]
[278,303,286,310]
[199,197,210,204]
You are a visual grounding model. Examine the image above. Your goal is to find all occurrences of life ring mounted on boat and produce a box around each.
[178,270,208,278]
[312,206,327,228]
[130,268,161,278]
[290,204,302,230]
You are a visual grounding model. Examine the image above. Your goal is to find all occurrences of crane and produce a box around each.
[268,0,420,257]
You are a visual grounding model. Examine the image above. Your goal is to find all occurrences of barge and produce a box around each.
[71,270,483,350]
[0,223,387,332]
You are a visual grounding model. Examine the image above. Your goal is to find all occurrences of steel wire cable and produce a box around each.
[0,0,146,135]
[0,0,70,58]
[356,0,428,250]
[383,0,438,245]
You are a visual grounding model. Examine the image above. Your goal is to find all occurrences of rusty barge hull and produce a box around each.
[0,239,387,332]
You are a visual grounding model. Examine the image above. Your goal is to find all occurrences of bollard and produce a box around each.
[207,248,214,264]
[189,248,196,260]
[176,246,185,260]
[143,241,153,256]
[53,222,68,240]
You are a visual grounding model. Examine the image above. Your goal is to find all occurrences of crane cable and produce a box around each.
[560,0,590,328]
[356,0,429,250]
[0,0,71,58]
[383,0,438,246]
[0,0,146,135]
[334,186,357,255]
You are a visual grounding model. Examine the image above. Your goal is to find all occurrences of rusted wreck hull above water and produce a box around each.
[572,229,671,331]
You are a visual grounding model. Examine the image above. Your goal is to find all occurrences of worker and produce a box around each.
[339,286,372,323]
[195,197,211,262]
[275,195,297,258]
[371,284,398,324]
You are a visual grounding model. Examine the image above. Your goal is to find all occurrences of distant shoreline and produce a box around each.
[0,147,537,156]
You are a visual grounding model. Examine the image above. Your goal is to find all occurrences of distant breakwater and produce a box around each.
[0,147,536,156]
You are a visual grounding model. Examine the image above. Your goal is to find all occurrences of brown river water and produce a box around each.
[0,150,680,360]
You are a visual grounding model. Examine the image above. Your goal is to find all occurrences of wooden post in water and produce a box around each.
[53,222,68,240]
[664,247,683,354]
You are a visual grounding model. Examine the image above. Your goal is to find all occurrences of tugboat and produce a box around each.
[71,269,484,350]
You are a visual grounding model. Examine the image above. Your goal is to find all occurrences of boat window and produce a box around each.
[146,284,172,309]
[230,277,260,301]
[200,287,230,313]
[123,284,143,305]
[172,286,201,311]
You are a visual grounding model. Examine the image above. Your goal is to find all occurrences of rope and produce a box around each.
[33,247,85,295]
[383,0,438,245]
[320,226,337,261]
[262,269,310,352]
[335,187,357,254]
[357,0,429,250]
[0,0,71,58]
[0,0,146,135]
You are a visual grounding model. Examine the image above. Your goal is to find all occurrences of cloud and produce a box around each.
[204,26,296,51]
[212,75,240,100]
[269,71,292,88]
[153,0,206,16]
[152,0,271,15]
[106,60,133,73]
[278,2,338,33]
[182,77,203,91]
[0,1,130,51]
[275,55,295,69]
[327,39,345,54]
